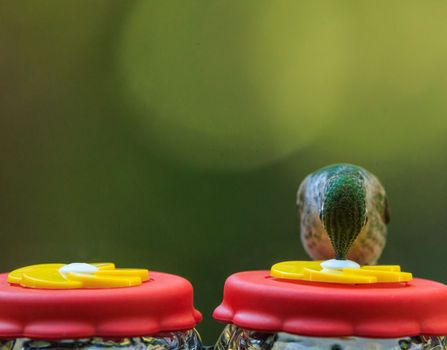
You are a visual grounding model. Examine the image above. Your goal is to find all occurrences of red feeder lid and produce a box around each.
[0,271,202,339]
[213,270,447,338]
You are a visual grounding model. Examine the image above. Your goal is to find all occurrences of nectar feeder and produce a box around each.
[213,164,447,350]
[0,262,202,350]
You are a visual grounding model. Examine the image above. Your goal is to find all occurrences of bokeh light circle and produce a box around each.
[119,1,347,171]
[313,2,447,160]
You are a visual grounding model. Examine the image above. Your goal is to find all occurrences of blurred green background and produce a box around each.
[1,0,447,342]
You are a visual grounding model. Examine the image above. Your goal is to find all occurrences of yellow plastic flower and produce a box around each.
[8,263,149,289]
[271,261,412,284]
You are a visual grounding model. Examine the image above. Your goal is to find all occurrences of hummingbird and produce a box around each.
[297,164,390,265]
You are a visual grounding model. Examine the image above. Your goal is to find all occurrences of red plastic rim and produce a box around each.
[213,270,447,338]
[0,271,202,339]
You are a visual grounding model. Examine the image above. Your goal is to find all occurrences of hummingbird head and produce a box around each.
[320,173,367,260]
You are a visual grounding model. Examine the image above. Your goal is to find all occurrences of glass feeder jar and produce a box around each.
[213,266,447,350]
[0,263,202,350]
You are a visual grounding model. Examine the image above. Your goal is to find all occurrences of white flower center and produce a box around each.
[320,259,360,273]
[59,263,98,275]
